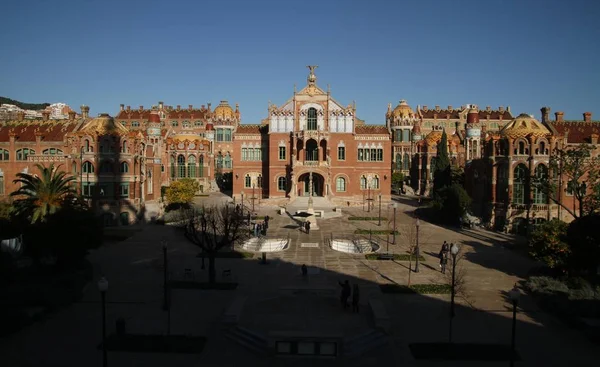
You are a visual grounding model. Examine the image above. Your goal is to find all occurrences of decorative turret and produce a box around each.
[147,111,161,136]
[412,120,423,141]
[307,65,318,86]
[465,106,481,160]
[205,123,215,141]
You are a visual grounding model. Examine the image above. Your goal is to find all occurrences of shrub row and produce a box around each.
[380,284,452,294]
[365,253,426,261]
[348,217,387,221]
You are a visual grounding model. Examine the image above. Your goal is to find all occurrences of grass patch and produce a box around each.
[169,281,238,290]
[196,251,254,259]
[348,217,387,221]
[409,343,520,361]
[102,333,206,354]
[380,284,451,294]
[365,253,425,261]
[354,229,398,235]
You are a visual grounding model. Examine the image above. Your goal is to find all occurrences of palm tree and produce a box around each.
[11,163,80,223]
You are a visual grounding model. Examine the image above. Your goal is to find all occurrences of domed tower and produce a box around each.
[214,100,234,121]
[465,106,481,160]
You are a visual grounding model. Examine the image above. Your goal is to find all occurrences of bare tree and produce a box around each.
[443,245,472,306]
[398,222,432,286]
[183,204,249,284]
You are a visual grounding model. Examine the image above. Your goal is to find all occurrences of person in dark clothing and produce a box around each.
[301,264,308,277]
[306,221,311,234]
[352,284,360,313]
[339,280,351,310]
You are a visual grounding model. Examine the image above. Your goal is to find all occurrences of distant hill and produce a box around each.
[0,96,50,111]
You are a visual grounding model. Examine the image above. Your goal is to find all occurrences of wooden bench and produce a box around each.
[222,296,247,325]
[279,285,336,297]
[369,299,391,333]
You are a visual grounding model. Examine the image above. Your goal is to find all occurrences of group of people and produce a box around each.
[252,215,270,237]
[338,280,360,313]
[438,241,455,274]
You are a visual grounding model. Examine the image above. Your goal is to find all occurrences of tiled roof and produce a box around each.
[166,109,209,120]
[235,125,263,134]
[549,121,600,144]
[420,109,462,119]
[0,120,83,142]
[500,113,550,139]
[479,110,513,120]
[355,125,389,134]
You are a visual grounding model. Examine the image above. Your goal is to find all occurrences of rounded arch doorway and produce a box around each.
[298,172,325,197]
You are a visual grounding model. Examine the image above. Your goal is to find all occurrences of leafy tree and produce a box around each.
[0,96,50,111]
[533,144,600,218]
[391,172,404,191]
[438,183,472,224]
[183,205,249,284]
[433,130,452,198]
[529,219,570,270]
[10,163,81,224]
[566,214,600,275]
[165,178,199,205]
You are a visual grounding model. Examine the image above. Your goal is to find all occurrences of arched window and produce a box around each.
[403,153,410,170]
[194,120,203,127]
[518,141,526,155]
[0,149,9,161]
[83,161,94,174]
[215,154,223,169]
[170,156,176,178]
[131,121,140,127]
[533,164,549,204]
[120,162,129,173]
[199,155,204,177]
[187,155,197,178]
[121,141,128,153]
[182,120,190,128]
[223,154,232,169]
[177,155,186,178]
[360,176,367,190]
[257,174,263,188]
[16,148,35,161]
[395,153,402,171]
[278,177,287,191]
[373,175,380,189]
[513,164,528,204]
[305,140,318,161]
[539,141,546,155]
[100,161,113,173]
[42,148,63,155]
[307,108,317,130]
[336,177,346,192]
[100,139,113,153]
[84,140,92,152]
[245,174,251,188]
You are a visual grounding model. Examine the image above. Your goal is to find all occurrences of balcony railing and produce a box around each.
[27,155,66,163]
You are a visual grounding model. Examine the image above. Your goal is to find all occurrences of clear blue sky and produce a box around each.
[1,0,599,123]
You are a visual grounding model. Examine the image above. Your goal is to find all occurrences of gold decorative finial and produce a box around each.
[307,65,318,85]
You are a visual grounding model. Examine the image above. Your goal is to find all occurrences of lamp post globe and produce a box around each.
[451,243,459,256]
[97,277,108,292]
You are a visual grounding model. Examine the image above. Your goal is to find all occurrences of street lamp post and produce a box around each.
[240,191,244,220]
[252,184,256,214]
[390,203,397,247]
[98,277,108,367]
[378,193,382,226]
[415,218,421,273]
[368,184,371,212]
[162,242,169,311]
[201,214,207,270]
[508,284,521,367]
[449,243,459,343]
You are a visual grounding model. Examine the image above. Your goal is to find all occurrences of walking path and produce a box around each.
[0,193,598,366]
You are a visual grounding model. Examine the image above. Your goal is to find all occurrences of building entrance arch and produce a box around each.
[298,172,325,197]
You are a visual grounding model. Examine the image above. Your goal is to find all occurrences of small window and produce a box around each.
[83,162,94,174]
[278,177,286,191]
[336,177,346,192]
[279,146,286,160]
[119,184,129,197]
[338,147,345,160]
[360,176,367,190]
[171,121,178,127]
[120,162,129,173]
[16,148,35,161]
[245,175,251,188]
[0,149,9,161]
[131,121,140,127]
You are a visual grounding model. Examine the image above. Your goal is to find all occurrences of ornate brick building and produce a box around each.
[232,66,391,206]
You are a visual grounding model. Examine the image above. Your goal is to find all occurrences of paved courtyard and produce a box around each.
[0,193,598,366]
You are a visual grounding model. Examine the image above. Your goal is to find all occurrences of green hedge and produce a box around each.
[349,217,387,221]
[380,284,451,294]
[196,251,254,259]
[365,253,426,261]
[354,229,399,235]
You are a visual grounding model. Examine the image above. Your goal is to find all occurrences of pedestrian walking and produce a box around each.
[301,264,308,278]
[306,221,311,234]
[338,280,351,310]
[439,241,448,270]
[352,284,360,313]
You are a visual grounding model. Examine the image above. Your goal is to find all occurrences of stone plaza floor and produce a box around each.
[0,193,598,366]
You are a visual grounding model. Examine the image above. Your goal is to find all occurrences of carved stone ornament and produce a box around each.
[188,143,196,150]
[199,144,204,150]
[178,142,185,149]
